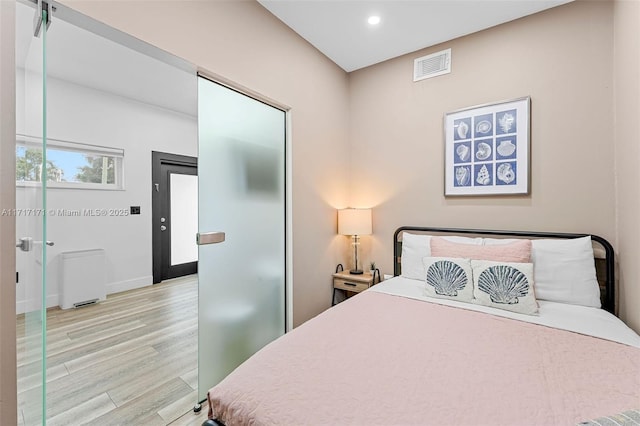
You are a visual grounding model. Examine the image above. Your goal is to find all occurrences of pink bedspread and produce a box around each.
[207,291,640,425]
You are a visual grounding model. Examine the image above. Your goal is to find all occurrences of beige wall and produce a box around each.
[0,0,637,422]
[348,1,631,321]
[57,0,351,327]
[613,0,640,331]
[0,1,17,424]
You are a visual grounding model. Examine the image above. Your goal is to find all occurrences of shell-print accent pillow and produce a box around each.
[471,260,539,315]
[422,257,474,302]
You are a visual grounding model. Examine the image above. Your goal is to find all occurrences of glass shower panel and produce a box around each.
[15,2,48,424]
[197,77,286,400]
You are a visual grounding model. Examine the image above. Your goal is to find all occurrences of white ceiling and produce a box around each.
[258,0,573,72]
[16,1,573,117]
[16,2,197,117]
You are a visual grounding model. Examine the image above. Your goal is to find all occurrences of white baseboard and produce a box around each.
[107,275,153,295]
[16,294,59,315]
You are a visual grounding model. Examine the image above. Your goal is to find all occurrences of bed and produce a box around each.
[204,227,640,426]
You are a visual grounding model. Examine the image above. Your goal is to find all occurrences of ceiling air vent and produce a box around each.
[413,48,451,82]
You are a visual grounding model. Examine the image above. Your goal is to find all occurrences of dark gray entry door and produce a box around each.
[152,152,197,283]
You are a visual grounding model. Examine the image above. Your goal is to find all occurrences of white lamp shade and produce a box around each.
[338,208,372,236]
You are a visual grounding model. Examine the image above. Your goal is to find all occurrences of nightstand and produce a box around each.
[332,269,379,306]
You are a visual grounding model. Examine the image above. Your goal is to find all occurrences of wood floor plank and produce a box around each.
[62,319,195,374]
[95,377,193,425]
[107,345,197,407]
[17,362,69,394]
[46,392,116,426]
[180,368,198,391]
[65,343,159,376]
[16,276,199,425]
[152,325,198,354]
[47,298,197,364]
[47,319,147,355]
[170,403,208,426]
[43,352,165,417]
[44,305,195,370]
[41,329,195,417]
[65,315,147,341]
[157,389,199,424]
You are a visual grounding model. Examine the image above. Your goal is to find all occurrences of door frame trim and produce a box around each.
[285,110,293,332]
[151,151,197,284]
[0,1,17,423]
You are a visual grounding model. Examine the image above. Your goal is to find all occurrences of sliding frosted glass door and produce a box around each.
[197,77,286,400]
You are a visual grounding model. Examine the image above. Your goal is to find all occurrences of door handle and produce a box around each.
[16,237,32,252]
[16,238,54,252]
[197,232,225,245]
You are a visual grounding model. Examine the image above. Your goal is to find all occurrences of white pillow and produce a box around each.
[401,233,431,280]
[400,233,482,280]
[471,260,539,315]
[483,236,600,308]
[530,236,601,308]
[422,257,474,302]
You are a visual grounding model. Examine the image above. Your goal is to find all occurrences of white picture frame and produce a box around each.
[444,97,530,196]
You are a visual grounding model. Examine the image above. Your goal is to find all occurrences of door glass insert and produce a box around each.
[170,173,198,265]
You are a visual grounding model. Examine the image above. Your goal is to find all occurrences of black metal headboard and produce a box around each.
[393,226,616,315]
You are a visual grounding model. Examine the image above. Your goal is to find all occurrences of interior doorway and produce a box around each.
[15,1,199,423]
[152,151,198,283]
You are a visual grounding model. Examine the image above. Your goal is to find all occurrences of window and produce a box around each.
[16,135,124,190]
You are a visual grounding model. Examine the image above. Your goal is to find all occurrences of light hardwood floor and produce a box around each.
[17,275,207,426]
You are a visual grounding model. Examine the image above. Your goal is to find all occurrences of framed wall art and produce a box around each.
[444,97,530,196]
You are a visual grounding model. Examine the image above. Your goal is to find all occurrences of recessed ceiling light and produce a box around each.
[367,16,381,25]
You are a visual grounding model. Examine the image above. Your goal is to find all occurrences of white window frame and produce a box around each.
[16,134,125,190]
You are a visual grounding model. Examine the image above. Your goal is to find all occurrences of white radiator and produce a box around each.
[59,249,106,309]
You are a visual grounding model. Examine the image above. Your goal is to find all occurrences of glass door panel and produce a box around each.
[170,172,198,266]
[15,1,48,424]
[197,77,286,400]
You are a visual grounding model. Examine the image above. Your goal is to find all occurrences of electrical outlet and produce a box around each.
[130,206,141,215]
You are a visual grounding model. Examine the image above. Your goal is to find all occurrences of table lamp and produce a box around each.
[338,208,372,275]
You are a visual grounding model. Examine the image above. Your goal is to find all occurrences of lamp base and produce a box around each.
[349,269,364,275]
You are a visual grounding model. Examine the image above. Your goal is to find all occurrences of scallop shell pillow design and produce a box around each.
[422,257,474,302]
[471,260,538,315]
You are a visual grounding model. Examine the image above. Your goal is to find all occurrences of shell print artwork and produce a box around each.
[456,121,469,139]
[498,113,515,133]
[426,260,468,297]
[475,142,492,160]
[497,140,516,157]
[456,144,470,162]
[475,120,492,134]
[476,165,490,185]
[477,265,529,304]
[455,166,470,186]
[497,163,515,184]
